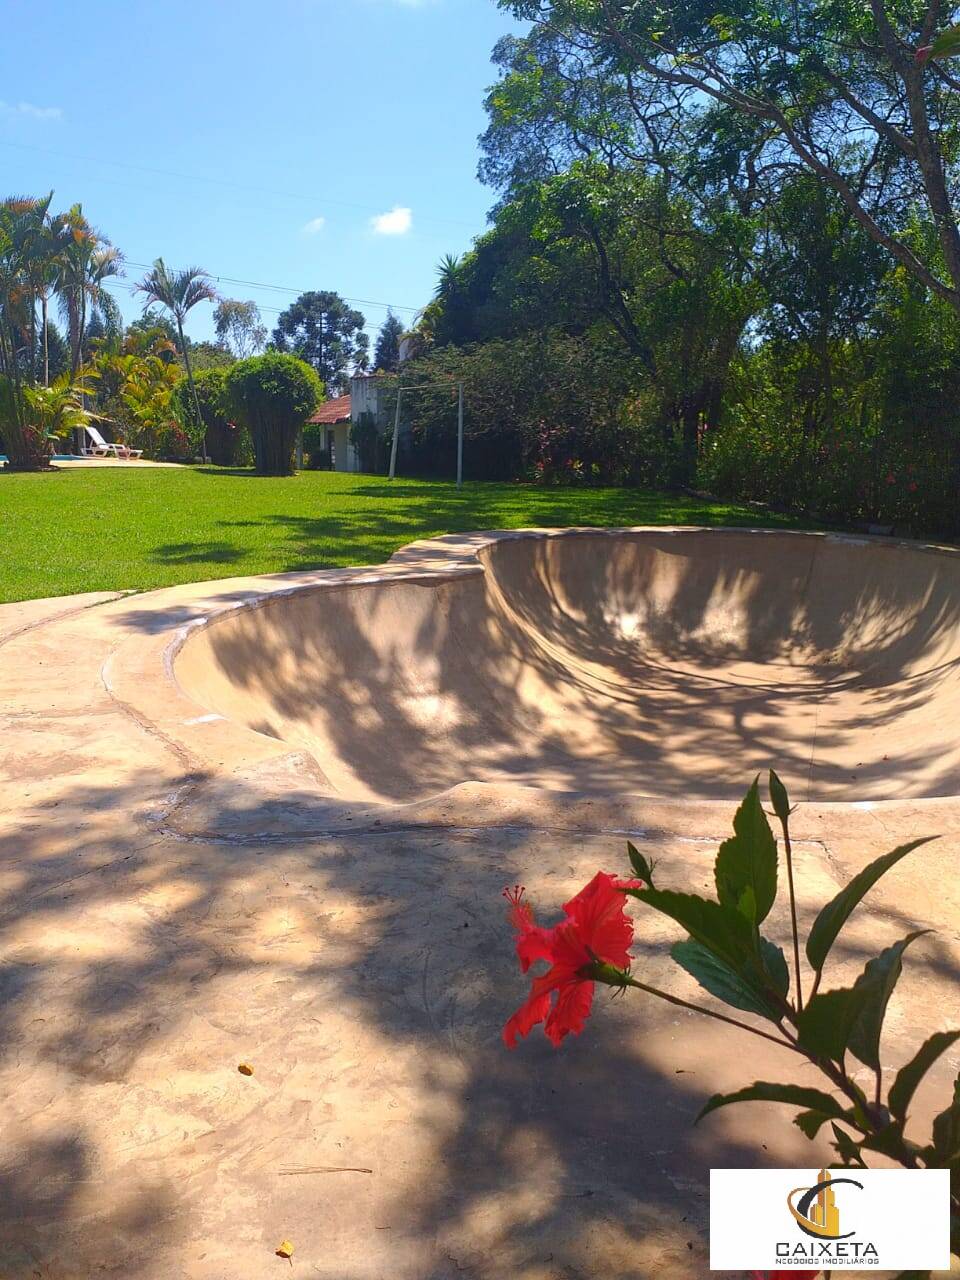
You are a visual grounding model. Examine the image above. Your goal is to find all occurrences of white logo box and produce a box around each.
[710,1167,951,1272]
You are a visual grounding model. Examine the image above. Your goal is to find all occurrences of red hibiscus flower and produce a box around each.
[502,871,642,1049]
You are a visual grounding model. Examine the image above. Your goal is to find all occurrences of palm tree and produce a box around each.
[20,195,69,385]
[56,204,123,378]
[435,253,463,298]
[0,194,57,467]
[135,258,218,458]
[23,369,99,445]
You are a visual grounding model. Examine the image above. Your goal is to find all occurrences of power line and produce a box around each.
[103,278,281,318]
[122,260,421,314]
[0,138,483,232]
[105,265,421,317]
[101,279,415,332]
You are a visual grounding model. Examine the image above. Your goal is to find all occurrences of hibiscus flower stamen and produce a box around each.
[503,884,535,931]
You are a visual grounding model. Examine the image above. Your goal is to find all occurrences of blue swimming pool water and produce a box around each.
[0,454,80,464]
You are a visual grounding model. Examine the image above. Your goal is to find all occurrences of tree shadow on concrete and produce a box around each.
[155,529,960,807]
[8,765,946,1277]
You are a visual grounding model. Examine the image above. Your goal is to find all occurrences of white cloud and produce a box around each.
[370,205,413,236]
[0,100,62,121]
[301,216,326,235]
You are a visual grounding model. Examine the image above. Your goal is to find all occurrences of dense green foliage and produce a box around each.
[0,195,122,468]
[301,420,332,469]
[0,467,807,603]
[224,352,322,476]
[172,366,249,466]
[399,331,651,483]
[384,0,960,539]
[271,291,369,394]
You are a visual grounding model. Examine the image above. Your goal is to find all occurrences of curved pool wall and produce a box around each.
[173,528,960,805]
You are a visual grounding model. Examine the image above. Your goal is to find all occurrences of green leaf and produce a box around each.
[697,1081,848,1125]
[626,841,655,886]
[848,932,931,1071]
[831,1121,866,1167]
[737,884,757,921]
[714,776,778,924]
[671,939,777,1019]
[805,838,937,976]
[931,21,960,59]
[769,769,791,823]
[932,1075,960,1160]
[630,886,756,973]
[889,1030,960,1122]
[760,936,790,999]
[796,986,871,1062]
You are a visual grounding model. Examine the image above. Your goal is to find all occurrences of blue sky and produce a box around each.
[0,0,521,346]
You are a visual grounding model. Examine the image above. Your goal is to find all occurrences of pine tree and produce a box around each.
[374,310,404,372]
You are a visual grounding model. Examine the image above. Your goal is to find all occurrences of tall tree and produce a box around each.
[135,258,218,455]
[374,310,404,371]
[496,0,960,314]
[56,204,123,377]
[421,163,755,482]
[22,197,65,385]
[0,195,55,467]
[270,290,368,393]
[214,298,267,358]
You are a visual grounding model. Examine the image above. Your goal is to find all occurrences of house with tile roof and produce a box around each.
[306,376,392,472]
[306,393,353,470]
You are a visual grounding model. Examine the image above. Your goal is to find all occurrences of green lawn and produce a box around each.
[0,465,810,604]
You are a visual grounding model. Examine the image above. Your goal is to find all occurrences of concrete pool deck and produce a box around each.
[1,527,958,1278]
[1,457,184,469]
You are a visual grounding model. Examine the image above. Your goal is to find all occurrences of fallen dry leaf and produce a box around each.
[238,1062,254,1076]
[276,1239,294,1259]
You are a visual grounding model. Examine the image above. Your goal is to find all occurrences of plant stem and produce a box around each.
[599,967,913,1154]
[778,809,805,1013]
[597,969,807,1054]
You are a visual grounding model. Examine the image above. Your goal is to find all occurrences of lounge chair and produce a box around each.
[82,426,143,460]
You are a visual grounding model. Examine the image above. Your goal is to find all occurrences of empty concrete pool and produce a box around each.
[172,527,960,804]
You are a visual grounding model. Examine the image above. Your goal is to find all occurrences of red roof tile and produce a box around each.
[308,394,351,425]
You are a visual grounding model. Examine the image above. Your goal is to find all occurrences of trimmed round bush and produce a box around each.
[224,352,322,476]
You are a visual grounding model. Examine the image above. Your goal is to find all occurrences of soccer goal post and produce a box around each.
[387,377,465,488]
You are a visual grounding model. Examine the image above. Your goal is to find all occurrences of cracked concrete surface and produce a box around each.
[0,528,958,1279]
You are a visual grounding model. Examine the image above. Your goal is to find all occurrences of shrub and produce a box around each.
[349,411,390,474]
[157,421,193,462]
[223,353,322,476]
[398,332,654,484]
[302,421,332,469]
[173,367,248,466]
